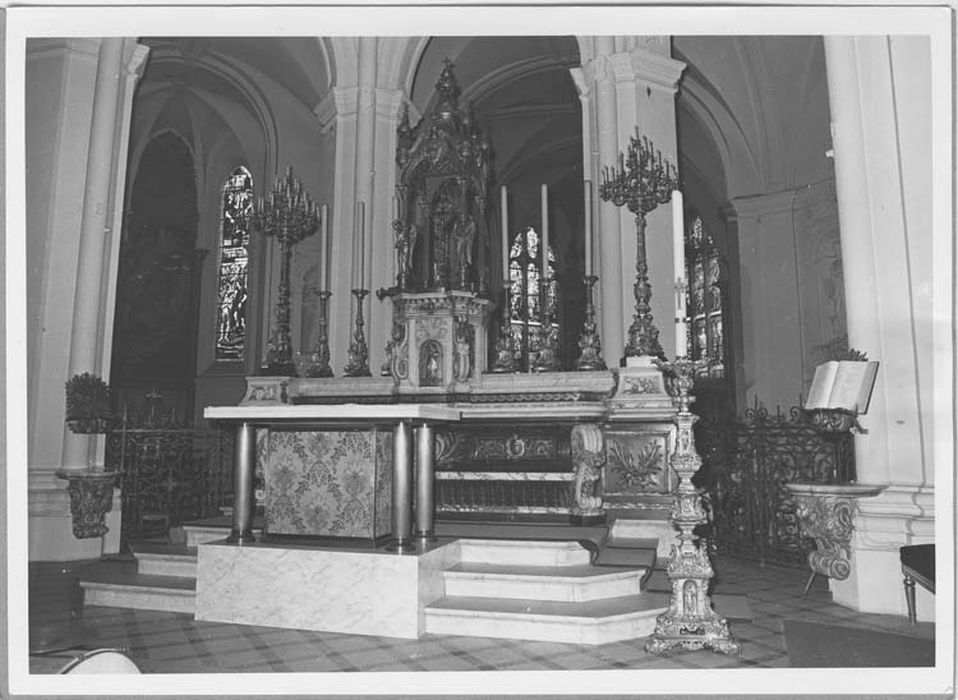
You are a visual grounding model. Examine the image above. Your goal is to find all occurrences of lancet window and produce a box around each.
[214,166,253,361]
[509,226,557,371]
[685,214,725,378]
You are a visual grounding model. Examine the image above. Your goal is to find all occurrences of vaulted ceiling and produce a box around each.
[131,35,832,231]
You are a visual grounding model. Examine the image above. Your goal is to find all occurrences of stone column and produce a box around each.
[824,35,935,618]
[318,39,406,375]
[315,86,359,373]
[61,37,125,472]
[574,38,684,364]
[727,190,803,410]
[27,38,147,560]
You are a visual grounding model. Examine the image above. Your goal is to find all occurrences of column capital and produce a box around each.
[374,87,406,121]
[728,189,798,219]
[610,46,686,93]
[314,86,360,133]
[27,37,102,61]
[125,42,151,79]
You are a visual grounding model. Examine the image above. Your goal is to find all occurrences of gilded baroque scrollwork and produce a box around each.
[570,424,604,519]
[57,471,117,539]
[792,494,855,580]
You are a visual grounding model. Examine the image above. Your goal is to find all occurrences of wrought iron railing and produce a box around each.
[105,410,233,548]
[696,403,855,568]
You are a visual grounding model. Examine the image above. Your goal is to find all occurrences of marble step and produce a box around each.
[442,562,648,602]
[456,538,592,567]
[182,524,263,548]
[424,592,670,645]
[79,569,196,615]
[131,543,197,578]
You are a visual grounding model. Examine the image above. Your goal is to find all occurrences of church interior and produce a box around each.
[6,5,953,694]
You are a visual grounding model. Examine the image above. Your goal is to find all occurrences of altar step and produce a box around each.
[423,538,668,644]
[77,548,197,615]
[77,543,198,614]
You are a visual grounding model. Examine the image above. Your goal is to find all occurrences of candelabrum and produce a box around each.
[575,275,606,371]
[490,282,518,373]
[303,290,333,378]
[532,277,560,373]
[344,289,371,377]
[251,166,320,376]
[599,129,678,360]
[645,356,740,655]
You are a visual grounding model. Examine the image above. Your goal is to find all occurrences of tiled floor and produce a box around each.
[26,554,934,674]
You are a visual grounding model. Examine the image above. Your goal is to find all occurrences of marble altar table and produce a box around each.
[204,404,461,551]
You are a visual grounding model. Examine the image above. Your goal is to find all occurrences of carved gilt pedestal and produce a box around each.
[784,482,887,595]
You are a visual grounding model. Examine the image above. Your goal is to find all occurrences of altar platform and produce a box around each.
[193,535,666,644]
[194,537,459,639]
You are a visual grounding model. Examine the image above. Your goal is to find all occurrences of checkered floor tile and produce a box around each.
[26,555,934,674]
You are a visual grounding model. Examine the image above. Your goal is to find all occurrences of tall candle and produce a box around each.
[318,203,330,292]
[500,186,509,283]
[540,183,549,277]
[671,189,688,357]
[354,201,365,289]
[584,180,593,276]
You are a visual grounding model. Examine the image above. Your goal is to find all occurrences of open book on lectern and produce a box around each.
[804,360,879,413]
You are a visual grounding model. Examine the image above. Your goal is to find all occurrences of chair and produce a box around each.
[59,648,141,674]
[900,544,935,624]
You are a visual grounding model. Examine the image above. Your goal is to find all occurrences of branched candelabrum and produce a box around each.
[599,129,677,360]
[344,289,371,377]
[490,281,518,373]
[645,356,740,655]
[306,289,333,378]
[251,166,319,376]
[532,276,559,373]
[575,274,606,371]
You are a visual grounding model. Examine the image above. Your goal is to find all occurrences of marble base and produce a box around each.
[425,592,669,645]
[609,518,678,560]
[457,538,592,567]
[194,540,459,638]
[80,579,195,614]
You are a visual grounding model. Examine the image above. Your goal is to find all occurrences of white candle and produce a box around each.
[354,201,365,289]
[540,183,549,277]
[500,186,509,283]
[584,180,593,276]
[319,204,329,292]
[671,189,688,357]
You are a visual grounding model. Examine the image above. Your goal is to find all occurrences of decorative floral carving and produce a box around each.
[622,376,660,395]
[792,494,856,580]
[58,471,117,539]
[607,438,663,491]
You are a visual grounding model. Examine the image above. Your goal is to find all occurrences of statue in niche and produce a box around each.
[420,340,443,387]
[394,220,418,291]
[453,213,476,289]
[683,579,698,616]
[452,315,473,382]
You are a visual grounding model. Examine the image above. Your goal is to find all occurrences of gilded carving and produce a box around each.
[570,424,604,519]
[792,494,856,580]
[606,438,664,492]
[60,473,116,539]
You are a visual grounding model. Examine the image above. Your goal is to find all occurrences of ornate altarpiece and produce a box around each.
[385,60,495,391]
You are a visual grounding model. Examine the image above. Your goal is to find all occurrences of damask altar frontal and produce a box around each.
[258,428,392,541]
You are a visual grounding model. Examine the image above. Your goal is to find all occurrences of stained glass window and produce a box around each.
[215,166,253,361]
[508,226,557,371]
[686,215,724,378]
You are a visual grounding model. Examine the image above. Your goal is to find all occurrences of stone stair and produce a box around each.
[423,538,668,644]
[78,544,197,615]
[77,524,667,645]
